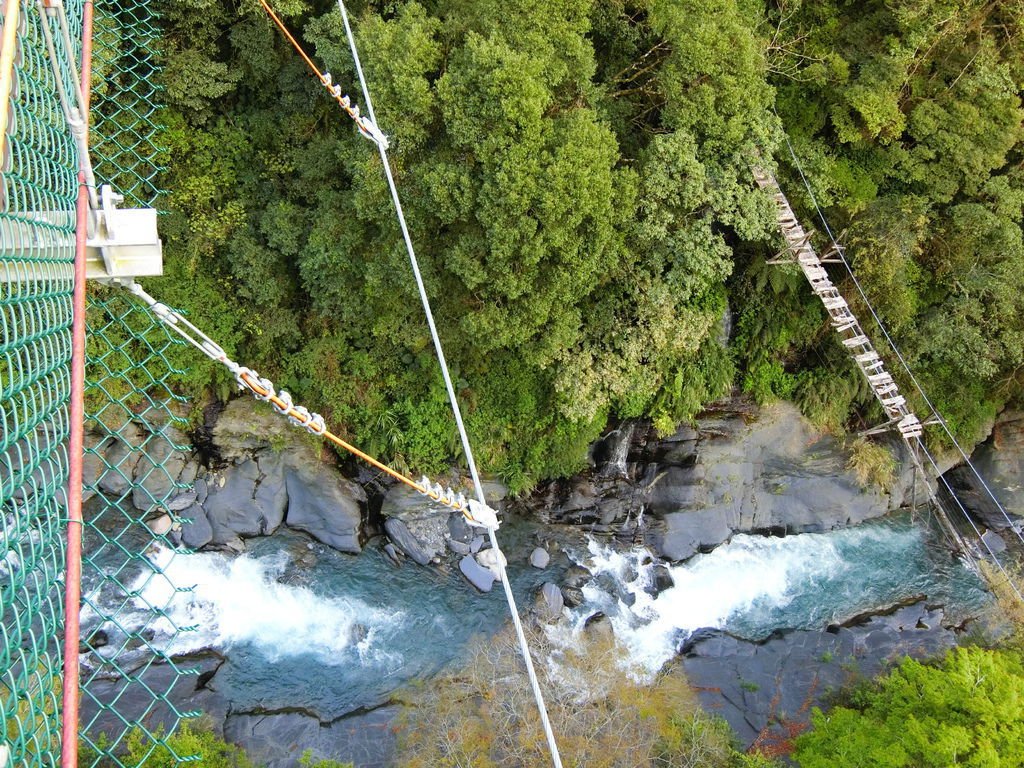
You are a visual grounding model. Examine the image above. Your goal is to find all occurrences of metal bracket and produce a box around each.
[0,185,163,282]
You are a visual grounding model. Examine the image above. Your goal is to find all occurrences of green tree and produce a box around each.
[793,647,1024,768]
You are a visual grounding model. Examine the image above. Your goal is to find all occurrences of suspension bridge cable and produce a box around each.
[332,3,564,764]
[915,437,1024,602]
[122,281,499,529]
[252,4,564,763]
[774,121,1023,541]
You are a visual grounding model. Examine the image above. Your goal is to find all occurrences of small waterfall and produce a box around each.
[603,422,635,478]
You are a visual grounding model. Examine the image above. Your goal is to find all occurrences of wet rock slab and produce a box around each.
[680,600,959,749]
[224,704,400,768]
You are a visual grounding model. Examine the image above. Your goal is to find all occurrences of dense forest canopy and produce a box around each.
[144,0,1024,490]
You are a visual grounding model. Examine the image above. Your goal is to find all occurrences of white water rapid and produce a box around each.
[97,545,403,666]
[561,519,983,677]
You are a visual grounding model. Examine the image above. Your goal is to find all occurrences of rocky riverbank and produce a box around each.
[79,394,1018,765]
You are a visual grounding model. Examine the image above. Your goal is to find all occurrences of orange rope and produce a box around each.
[236,370,464,512]
[257,0,326,83]
[257,0,369,127]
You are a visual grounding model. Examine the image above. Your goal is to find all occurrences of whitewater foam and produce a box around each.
[112,546,403,666]
[566,524,926,676]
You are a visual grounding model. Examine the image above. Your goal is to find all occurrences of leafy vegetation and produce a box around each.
[792,646,1024,767]
[146,0,1024,488]
[80,722,353,767]
[735,0,1024,441]
[396,626,776,767]
[149,0,772,490]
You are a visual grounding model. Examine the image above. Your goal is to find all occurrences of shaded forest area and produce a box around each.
[145,0,1024,490]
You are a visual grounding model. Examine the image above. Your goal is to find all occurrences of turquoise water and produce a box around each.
[85,511,989,718]
[570,514,990,673]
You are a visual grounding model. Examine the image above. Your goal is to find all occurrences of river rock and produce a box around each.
[381,484,449,564]
[648,564,674,595]
[534,582,564,622]
[527,401,896,559]
[385,518,433,566]
[179,504,213,549]
[460,554,496,592]
[448,511,474,544]
[680,599,961,749]
[165,488,198,511]
[203,456,287,545]
[981,529,1007,554]
[583,611,614,643]
[210,397,292,460]
[562,565,593,589]
[284,455,364,554]
[80,650,228,742]
[529,547,550,569]
[146,513,173,536]
[97,425,144,497]
[131,426,190,512]
[649,402,890,561]
[561,585,584,608]
[224,704,400,768]
[476,547,507,581]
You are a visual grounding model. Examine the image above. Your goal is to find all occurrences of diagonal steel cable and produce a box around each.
[332,2,565,764]
[773,116,1023,543]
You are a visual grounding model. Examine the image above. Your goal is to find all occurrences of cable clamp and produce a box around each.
[288,404,312,428]
[465,499,500,531]
[305,412,326,436]
[151,302,178,325]
[355,116,389,150]
[273,389,294,415]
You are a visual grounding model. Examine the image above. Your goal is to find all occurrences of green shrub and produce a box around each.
[793,647,1024,767]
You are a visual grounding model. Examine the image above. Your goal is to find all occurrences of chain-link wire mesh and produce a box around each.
[90,0,163,209]
[79,2,197,766]
[1,1,82,764]
[3,0,193,764]
[78,290,199,768]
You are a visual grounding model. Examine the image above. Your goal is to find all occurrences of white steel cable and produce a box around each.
[334,3,565,765]
[774,122,1023,542]
[915,438,1024,602]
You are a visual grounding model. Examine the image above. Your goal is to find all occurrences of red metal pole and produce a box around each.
[62,1,93,765]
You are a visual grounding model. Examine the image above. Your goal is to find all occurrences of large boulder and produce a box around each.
[648,402,890,561]
[381,484,450,564]
[944,409,1024,531]
[284,454,365,554]
[96,424,144,497]
[681,600,960,749]
[203,456,287,544]
[131,424,191,512]
[210,398,292,460]
[384,518,435,565]
[534,582,564,622]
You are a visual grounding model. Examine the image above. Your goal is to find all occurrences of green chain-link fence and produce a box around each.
[1,1,82,764]
[81,1,198,766]
[2,0,194,764]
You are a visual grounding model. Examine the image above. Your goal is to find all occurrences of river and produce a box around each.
[82,511,988,722]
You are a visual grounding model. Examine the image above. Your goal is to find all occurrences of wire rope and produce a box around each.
[774,117,1023,542]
